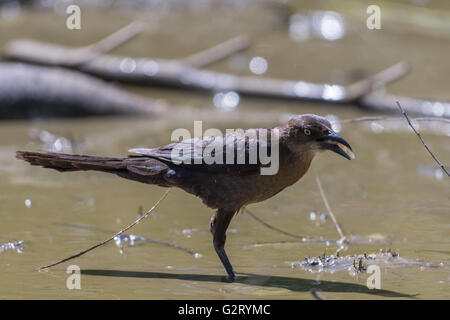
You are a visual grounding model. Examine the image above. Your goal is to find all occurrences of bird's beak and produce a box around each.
[318,131,355,160]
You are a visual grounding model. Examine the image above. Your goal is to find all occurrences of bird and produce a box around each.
[16,114,354,282]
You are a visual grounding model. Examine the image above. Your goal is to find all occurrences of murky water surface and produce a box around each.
[0,1,449,299]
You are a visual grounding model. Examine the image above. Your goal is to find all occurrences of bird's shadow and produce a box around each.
[81,269,415,298]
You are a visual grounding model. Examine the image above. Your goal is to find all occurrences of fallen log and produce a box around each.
[4,32,417,113]
[0,63,166,119]
[360,91,450,118]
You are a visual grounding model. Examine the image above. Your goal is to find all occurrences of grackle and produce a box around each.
[17,114,354,282]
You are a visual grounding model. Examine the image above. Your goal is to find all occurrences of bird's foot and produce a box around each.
[222,273,236,283]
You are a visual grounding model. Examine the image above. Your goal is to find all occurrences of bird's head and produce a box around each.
[280,114,355,160]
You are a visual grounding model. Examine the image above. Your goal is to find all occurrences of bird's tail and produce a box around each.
[16,151,127,172]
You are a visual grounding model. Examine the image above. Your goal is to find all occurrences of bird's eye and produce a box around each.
[304,128,311,136]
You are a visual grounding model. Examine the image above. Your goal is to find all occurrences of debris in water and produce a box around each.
[113,234,200,258]
[293,249,443,274]
[0,240,24,254]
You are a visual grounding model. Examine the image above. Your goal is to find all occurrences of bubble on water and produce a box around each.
[310,211,316,221]
[25,199,32,208]
[194,253,202,259]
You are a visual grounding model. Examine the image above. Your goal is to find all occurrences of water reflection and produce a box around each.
[322,84,345,100]
[28,128,83,153]
[289,11,345,42]
[119,57,137,74]
[417,165,445,181]
[249,56,268,75]
[0,240,23,254]
[113,234,202,258]
[213,91,240,111]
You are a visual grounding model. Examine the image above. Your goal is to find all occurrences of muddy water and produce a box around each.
[0,2,449,299]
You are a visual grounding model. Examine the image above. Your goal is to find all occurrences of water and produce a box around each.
[0,1,449,299]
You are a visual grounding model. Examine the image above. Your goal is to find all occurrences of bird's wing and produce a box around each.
[129,129,276,174]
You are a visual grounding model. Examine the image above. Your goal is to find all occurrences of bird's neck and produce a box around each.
[278,145,315,185]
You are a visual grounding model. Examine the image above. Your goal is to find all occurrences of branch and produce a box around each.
[182,35,251,68]
[396,101,450,177]
[360,92,450,118]
[243,207,307,240]
[5,21,143,67]
[4,36,410,105]
[38,189,171,271]
[315,174,346,243]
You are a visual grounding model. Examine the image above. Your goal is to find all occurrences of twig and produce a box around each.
[315,174,346,244]
[341,116,450,124]
[82,21,143,65]
[182,35,250,68]
[243,208,307,240]
[5,21,143,67]
[396,101,450,177]
[346,61,409,100]
[38,189,171,271]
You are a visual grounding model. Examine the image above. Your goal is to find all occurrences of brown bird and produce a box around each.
[16,114,354,281]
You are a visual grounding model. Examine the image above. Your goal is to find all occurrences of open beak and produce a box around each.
[318,131,355,160]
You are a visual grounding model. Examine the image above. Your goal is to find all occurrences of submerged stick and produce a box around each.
[315,175,346,243]
[243,208,306,240]
[38,189,171,271]
[396,101,450,177]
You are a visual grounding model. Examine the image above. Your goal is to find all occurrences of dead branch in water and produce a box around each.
[4,30,413,109]
[360,92,450,118]
[315,174,347,249]
[396,101,450,177]
[243,207,307,240]
[38,189,171,271]
[182,35,251,68]
[5,21,144,67]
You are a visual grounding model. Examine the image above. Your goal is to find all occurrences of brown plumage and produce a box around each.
[16,114,354,281]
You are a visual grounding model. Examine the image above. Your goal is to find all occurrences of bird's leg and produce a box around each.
[210,209,236,282]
